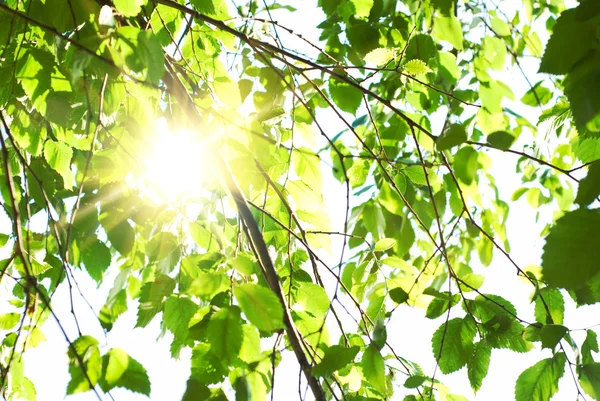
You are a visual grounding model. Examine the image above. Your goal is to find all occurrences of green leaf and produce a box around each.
[189,222,226,251]
[515,353,566,401]
[404,375,426,389]
[99,348,150,395]
[234,284,284,333]
[182,379,228,401]
[138,30,165,85]
[347,159,370,188]
[362,343,387,395]
[329,78,362,114]
[575,139,600,163]
[0,233,8,248]
[350,0,373,18]
[233,376,251,401]
[346,21,380,56]
[482,36,506,71]
[113,0,147,17]
[239,324,261,364]
[147,232,181,274]
[150,5,182,46]
[426,293,460,319]
[81,240,111,282]
[365,48,394,66]
[213,77,242,108]
[477,108,507,134]
[465,295,531,352]
[229,254,256,275]
[312,345,359,377]
[187,271,229,300]
[389,287,409,304]
[431,318,476,374]
[436,124,467,151]
[432,0,453,15]
[534,287,564,325]
[295,282,330,319]
[468,342,491,393]
[105,220,135,256]
[523,324,542,342]
[0,313,20,330]
[292,148,322,190]
[374,238,396,252]
[163,296,197,342]
[99,290,127,331]
[582,330,599,365]
[454,146,479,185]
[43,140,73,189]
[438,51,461,84]
[541,209,600,290]
[433,16,463,50]
[564,53,600,133]
[458,273,484,292]
[465,293,515,321]
[539,9,596,75]
[206,306,244,364]
[579,363,600,399]
[406,34,437,63]
[521,82,552,106]
[191,343,227,384]
[190,0,229,18]
[92,149,129,184]
[191,0,216,14]
[67,336,102,394]
[402,165,442,190]
[404,59,431,76]
[487,131,515,150]
[539,324,568,350]
[490,15,511,37]
[136,275,176,328]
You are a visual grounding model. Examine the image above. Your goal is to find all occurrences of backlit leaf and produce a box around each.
[487,131,515,150]
[67,336,101,394]
[437,124,467,151]
[329,78,362,114]
[362,343,387,395]
[43,140,73,189]
[539,9,596,75]
[534,287,564,325]
[540,324,567,350]
[113,0,147,17]
[99,349,150,395]
[374,238,396,252]
[136,275,176,328]
[521,82,552,106]
[312,345,359,377]
[404,59,431,76]
[541,209,600,290]
[433,16,463,50]
[234,284,284,333]
[468,342,491,392]
[432,318,476,374]
[206,306,244,364]
[579,363,600,400]
[515,353,566,401]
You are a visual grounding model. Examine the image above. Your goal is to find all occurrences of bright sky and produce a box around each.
[3,0,596,400]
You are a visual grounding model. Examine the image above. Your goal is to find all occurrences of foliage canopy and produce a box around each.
[0,0,599,400]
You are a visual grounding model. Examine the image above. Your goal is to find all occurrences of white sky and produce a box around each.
[2,0,596,400]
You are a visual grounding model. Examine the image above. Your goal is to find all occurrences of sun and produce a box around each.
[140,119,213,203]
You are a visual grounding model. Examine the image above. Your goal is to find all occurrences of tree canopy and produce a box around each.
[0,0,599,400]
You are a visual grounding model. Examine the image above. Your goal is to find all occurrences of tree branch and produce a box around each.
[161,61,326,401]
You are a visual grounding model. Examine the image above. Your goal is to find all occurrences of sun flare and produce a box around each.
[141,119,213,203]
